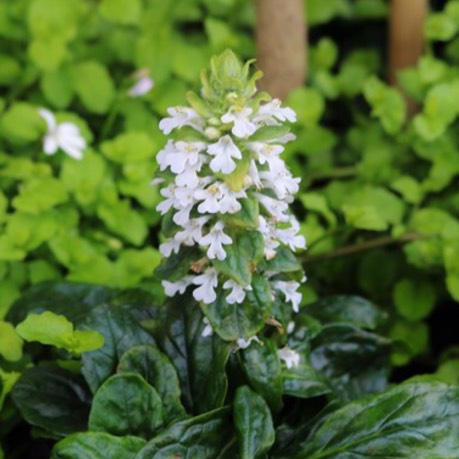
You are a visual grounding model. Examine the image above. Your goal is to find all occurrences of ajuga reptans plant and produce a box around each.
[154,50,306,352]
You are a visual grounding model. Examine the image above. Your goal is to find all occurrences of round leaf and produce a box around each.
[89,373,164,439]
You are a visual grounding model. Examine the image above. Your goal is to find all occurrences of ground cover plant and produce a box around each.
[2,0,459,457]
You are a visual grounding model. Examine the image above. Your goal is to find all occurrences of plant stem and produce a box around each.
[301,232,424,264]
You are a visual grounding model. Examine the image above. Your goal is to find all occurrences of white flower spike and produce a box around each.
[155,50,306,344]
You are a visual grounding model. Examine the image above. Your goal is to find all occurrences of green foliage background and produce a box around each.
[1,0,459,379]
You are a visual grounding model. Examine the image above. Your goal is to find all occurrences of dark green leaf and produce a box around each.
[304,296,387,330]
[283,361,330,399]
[234,385,275,459]
[81,304,156,393]
[118,345,186,423]
[223,197,259,229]
[240,338,283,411]
[135,407,233,458]
[201,274,272,341]
[289,382,459,458]
[155,246,200,282]
[212,229,264,285]
[259,246,302,273]
[6,281,115,325]
[89,373,164,439]
[12,365,91,437]
[52,432,145,459]
[249,125,291,142]
[310,324,391,403]
[157,296,231,414]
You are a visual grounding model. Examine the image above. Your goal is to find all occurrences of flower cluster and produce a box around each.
[154,51,305,355]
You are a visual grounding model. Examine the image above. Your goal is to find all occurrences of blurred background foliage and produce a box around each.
[0,0,459,379]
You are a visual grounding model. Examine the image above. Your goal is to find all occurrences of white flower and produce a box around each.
[236,335,261,349]
[258,216,280,259]
[257,193,290,222]
[157,141,206,175]
[260,168,300,201]
[272,280,302,312]
[199,221,232,260]
[127,68,154,97]
[193,267,219,304]
[195,182,224,214]
[278,347,300,369]
[159,107,205,135]
[275,219,306,251]
[175,217,209,246]
[162,276,195,296]
[207,135,242,174]
[246,160,263,189]
[202,317,214,337]
[38,108,86,160]
[253,99,297,125]
[248,142,285,172]
[218,184,246,214]
[287,321,295,334]
[221,106,258,138]
[223,279,252,304]
[159,237,182,257]
[156,183,177,215]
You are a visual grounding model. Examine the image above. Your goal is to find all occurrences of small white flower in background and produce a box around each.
[236,335,262,350]
[287,321,296,334]
[192,267,219,304]
[159,107,205,135]
[278,347,300,369]
[127,68,154,97]
[38,108,86,160]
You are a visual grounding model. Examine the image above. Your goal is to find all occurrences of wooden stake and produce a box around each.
[255,0,307,100]
[389,0,428,113]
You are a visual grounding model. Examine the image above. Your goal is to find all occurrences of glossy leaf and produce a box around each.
[118,345,186,423]
[240,338,283,411]
[283,362,330,400]
[11,365,91,437]
[52,432,145,459]
[259,246,302,273]
[234,385,275,459]
[310,324,391,403]
[135,407,233,458]
[212,230,264,285]
[304,296,387,330]
[89,373,164,439]
[289,383,459,458]
[81,303,156,393]
[155,246,201,282]
[157,296,231,414]
[201,274,272,341]
[6,281,115,325]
